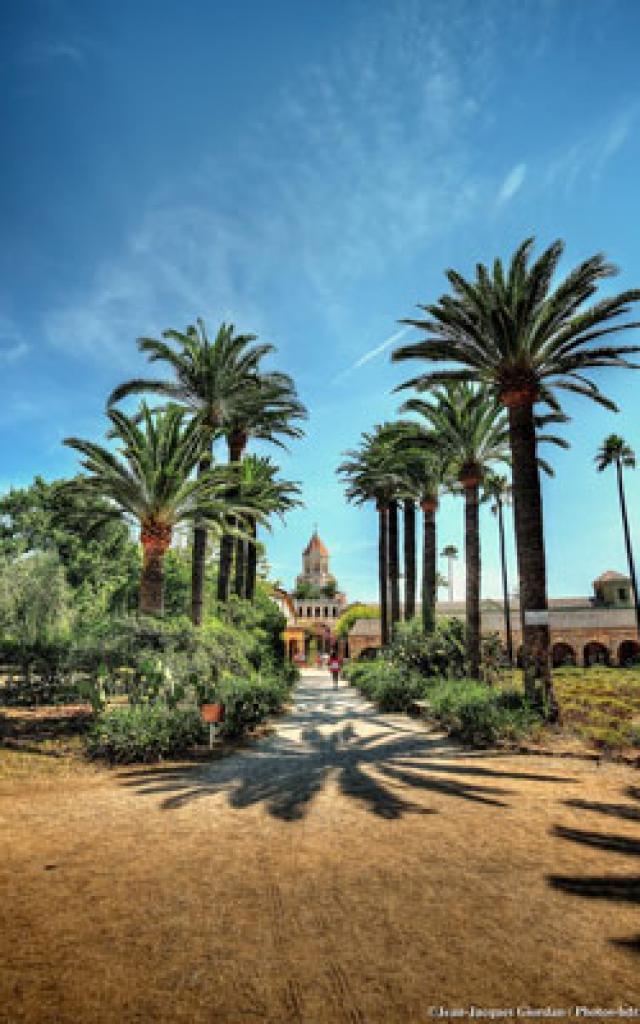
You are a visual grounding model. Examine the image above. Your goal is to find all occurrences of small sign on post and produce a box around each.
[201,703,225,749]
[524,610,549,626]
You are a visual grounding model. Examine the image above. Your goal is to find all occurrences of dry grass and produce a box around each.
[1,674,639,1023]
[499,666,640,753]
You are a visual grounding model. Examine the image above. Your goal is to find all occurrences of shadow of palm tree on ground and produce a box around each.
[548,786,640,952]
[119,678,574,821]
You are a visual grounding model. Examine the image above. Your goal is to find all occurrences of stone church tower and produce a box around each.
[296,529,333,590]
[292,529,347,623]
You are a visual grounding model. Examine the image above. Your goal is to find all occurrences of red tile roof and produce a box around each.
[303,531,328,556]
[593,570,630,584]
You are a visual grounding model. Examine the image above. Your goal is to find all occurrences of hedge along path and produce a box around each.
[1,668,639,1023]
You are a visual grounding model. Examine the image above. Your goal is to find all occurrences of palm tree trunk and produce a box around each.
[497,498,513,664]
[507,399,556,714]
[378,502,389,646]
[388,500,400,630]
[217,529,234,603]
[234,536,246,598]
[139,544,165,614]
[421,499,437,634]
[617,459,640,635]
[463,482,481,679]
[246,518,258,600]
[403,499,416,620]
[217,433,246,603]
[191,454,211,625]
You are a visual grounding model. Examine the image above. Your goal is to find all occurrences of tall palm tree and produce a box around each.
[232,455,303,600]
[107,320,305,622]
[484,473,514,665]
[595,435,640,635]
[63,405,262,616]
[219,375,307,601]
[402,495,416,620]
[338,427,407,646]
[396,441,446,633]
[401,383,510,677]
[393,237,640,710]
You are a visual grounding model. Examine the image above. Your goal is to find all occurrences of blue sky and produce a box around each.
[2,0,640,602]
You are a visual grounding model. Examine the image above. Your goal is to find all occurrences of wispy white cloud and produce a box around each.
[0,316,29,365]
[0,341,29,364]
[44,3,499,368]
[496,162,527,205]
[545,106,637,193]
[28,41,86,66]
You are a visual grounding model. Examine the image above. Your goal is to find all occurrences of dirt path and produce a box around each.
[1,670,639,1023]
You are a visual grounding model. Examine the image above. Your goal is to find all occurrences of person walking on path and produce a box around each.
[328,650,342,688]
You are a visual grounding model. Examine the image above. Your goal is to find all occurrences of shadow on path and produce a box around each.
[120,673,576,821]
[549,785,640,952]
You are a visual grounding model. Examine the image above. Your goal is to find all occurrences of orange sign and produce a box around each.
[201,703,225,724]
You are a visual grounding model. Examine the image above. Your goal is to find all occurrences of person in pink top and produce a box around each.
[328,650,342,688]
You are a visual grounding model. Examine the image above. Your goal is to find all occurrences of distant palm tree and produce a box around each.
[395,440,447,634]
[338,427,407,645]
[63,405,262,616]
[233,456,303,600]
[484,473,514,665]
[393,237,640,711]
[595,435,640,635]
[220,375,306,601]
[401,383,510,677]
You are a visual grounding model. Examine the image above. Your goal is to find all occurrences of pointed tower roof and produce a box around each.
[303,529,328,556]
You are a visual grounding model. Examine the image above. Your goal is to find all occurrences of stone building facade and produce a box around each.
[347,570,640,667]
[280,530,348,661]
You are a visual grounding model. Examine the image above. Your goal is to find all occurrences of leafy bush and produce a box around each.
[336,603,379,639]
[86,705,204,763]
[388,617,467,678]
[344,659,429,712]
[428,680,540,746]
[217,673,292,738]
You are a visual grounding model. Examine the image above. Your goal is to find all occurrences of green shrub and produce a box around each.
[388,616,467,678]
[345,659,429,712]
[217,673,292,738]
[428,680,540,746]
[86,706,204,763]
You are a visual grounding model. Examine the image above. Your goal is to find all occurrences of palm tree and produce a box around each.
[401,383,510,677]
[63,405,262,616]
[219,375,307,601]
[396,442,446,633]
[338,427,407,645]
[484,473,514,665]
[402,495,416,620]
[393,237,640,709]
[107,320,305,622]
[232,455,303,600]
[595,435,640,635]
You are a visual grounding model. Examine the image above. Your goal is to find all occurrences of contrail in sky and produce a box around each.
[332,326,409,384]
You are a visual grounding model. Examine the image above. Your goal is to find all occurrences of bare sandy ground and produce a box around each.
[1,670,639,1023]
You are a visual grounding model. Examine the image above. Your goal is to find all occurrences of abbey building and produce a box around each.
[271,529,347,661]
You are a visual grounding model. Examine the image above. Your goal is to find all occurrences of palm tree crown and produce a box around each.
[393,237,640,412]
[64,404,232,534]
[63,404,264,615]
[595,434,636,473]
